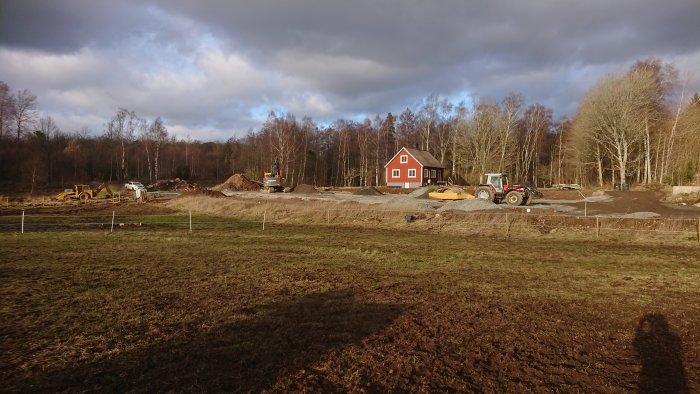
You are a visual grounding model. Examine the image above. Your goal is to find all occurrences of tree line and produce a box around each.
[1,58,698,193]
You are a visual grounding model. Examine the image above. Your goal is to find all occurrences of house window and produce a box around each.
[423,169,429,177]
[392,169,400,178]
[400,155,408,163]
[431,169,436,178]
[408,169,417,178]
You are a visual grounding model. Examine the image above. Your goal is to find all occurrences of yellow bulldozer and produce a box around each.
[55,183,113,202]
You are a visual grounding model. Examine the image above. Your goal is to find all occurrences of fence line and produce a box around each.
[2,208,699,243]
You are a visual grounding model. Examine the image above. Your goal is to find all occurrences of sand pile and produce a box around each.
[291,184,319,193]
[437,198,503,212]
[212,174,261,191]
[354,187,383,196]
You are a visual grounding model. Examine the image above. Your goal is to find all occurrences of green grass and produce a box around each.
[1,221,699,391]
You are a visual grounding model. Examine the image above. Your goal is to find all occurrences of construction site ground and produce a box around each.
[219,187,700,219]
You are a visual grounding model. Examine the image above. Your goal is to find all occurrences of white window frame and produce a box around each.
[431,169,437,178]
[400,155,408,163]
[423,169,429,177]
[392,169,400,178]
[408,169,417,178]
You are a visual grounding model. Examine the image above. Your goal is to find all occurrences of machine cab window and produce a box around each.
[489,175,502,190]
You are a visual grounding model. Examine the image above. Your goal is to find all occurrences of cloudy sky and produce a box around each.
[1,0,699,141]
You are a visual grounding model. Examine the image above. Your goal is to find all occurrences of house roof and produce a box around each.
[385,147,445,168]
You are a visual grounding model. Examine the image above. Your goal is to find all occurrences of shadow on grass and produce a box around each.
[633,313,689,394]
[21,289,404,392]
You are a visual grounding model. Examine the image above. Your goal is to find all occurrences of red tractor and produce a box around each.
[474,173,542,206]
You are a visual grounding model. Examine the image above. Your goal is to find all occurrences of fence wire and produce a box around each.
[1,208,699,242]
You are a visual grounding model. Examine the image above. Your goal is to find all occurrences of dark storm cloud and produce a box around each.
[1,0,698,139]
[147,0,700,116]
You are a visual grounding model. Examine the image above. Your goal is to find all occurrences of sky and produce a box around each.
[1,0,699,141]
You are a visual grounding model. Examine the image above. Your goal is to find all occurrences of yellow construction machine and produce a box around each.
[55,183,113,202]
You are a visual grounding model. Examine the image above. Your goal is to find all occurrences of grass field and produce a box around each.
[2,218,699,392]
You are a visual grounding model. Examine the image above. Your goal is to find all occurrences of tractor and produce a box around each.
[474,173,542,206]
[55,183,113,202]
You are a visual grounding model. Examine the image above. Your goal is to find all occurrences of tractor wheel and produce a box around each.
[79,192,90,202]
[475,186,494,202]
[505,191,523,206]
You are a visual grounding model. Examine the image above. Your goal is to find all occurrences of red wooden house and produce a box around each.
[384,147,445,188]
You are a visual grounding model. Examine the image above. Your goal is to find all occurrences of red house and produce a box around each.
[384,147,445,188]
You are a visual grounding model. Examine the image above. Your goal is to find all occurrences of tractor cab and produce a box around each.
[75,184,91,194]
[483,173,508,193]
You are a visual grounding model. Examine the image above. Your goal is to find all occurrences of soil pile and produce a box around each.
[437,198,503,212]
[212,174,261,192]
[292,184,319,193]
[148,179,206,192]
[354,187,383,196]
[408,188,430,199]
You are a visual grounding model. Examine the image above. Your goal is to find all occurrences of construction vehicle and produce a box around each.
[263,158,286,193]
[55,183,113,202]
[474,173,542,206]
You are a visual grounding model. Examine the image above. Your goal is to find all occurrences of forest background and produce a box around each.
[1,58,698,192]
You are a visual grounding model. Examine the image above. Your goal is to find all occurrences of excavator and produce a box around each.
[262,158,286,192]
[55,183,114,202]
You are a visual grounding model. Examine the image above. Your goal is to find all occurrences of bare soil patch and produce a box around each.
[292,184,319,193]
[0,200,177,217]
[569,191,700,218]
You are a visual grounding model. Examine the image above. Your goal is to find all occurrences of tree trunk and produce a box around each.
[596,144,604,188]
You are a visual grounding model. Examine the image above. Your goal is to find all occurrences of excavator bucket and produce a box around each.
[94,183,113,198]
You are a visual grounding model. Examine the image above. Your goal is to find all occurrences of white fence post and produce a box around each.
[111,211,115,233]
[263,211,266,231]
[21,210,24,233]
[189,210,192,233]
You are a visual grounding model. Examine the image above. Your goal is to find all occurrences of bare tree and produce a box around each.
[149,117,168,180]
[106,108,137,181]
[498,93,523,172]
[139,119,153,183]
[0,81,14,139]
[456,100,502,182]
[396,108,417,149]
[33,116,64,186]
[517,104,551,186]
[12,89,37,141]
[434,99,454,166]
[418,93,439,151]
[573,70,657,186]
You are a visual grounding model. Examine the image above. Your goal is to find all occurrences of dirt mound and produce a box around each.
[437,198,503,212]
[354,187,383,196]
[147,179,206,192]
[291,184,319,193]
[407,188,430,199]
[212,174,261,192]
